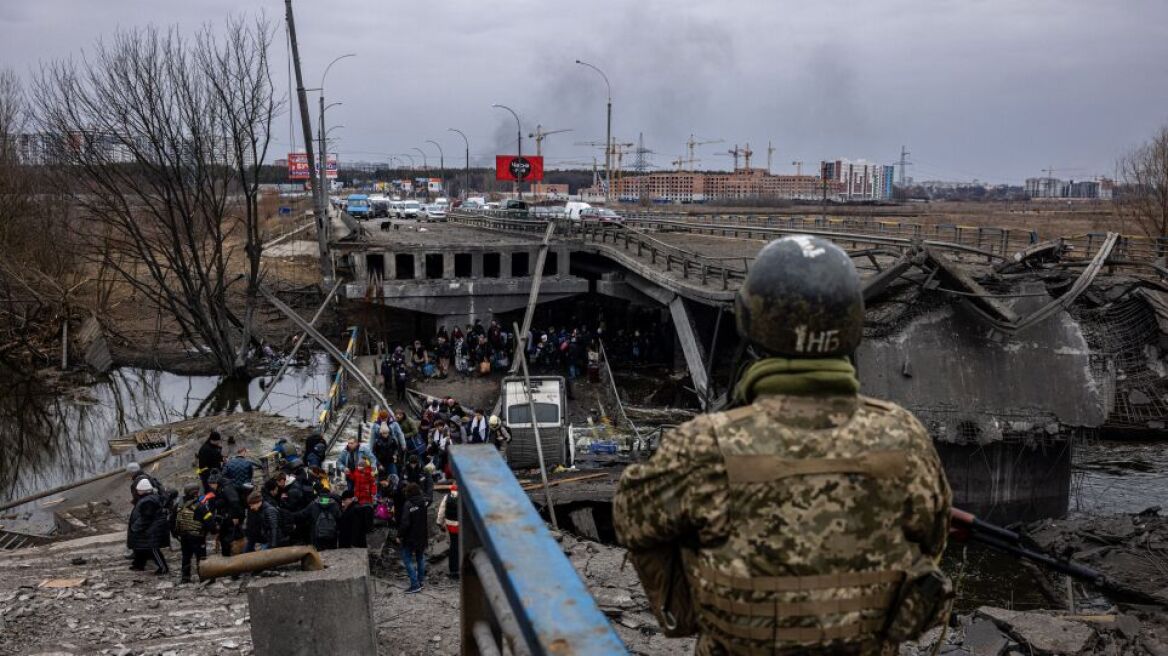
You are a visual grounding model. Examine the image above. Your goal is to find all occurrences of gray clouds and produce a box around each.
[2,0,1167,182]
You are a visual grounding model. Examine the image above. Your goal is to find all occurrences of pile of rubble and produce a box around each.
[901,606,1168,656]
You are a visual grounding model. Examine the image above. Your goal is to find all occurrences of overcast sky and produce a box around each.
[4,0,1167,183]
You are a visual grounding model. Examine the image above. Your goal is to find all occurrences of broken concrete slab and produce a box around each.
[964,618,1010,656]
[247,549,376,656]
[977,607,1096,655]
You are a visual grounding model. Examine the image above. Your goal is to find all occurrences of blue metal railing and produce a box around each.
[450,445,627,656]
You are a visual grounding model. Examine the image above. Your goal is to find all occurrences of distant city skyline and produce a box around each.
[2,0,1166,184]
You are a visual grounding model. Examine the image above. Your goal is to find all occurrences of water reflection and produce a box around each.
[0,355,334,503]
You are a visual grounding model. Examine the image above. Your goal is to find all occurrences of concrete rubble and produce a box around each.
[900,606,1168,656]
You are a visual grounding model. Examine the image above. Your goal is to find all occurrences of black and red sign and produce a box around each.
[496,155,544,182]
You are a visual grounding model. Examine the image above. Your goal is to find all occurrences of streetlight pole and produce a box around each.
[411,147,429,199]
[318,101,342,204]
[576,59,611,203]
[448,128,470,199]
[426,139,445,199]
[492,103,523,199]
[317,53,355,230]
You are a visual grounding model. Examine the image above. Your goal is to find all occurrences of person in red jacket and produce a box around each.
[350,458,378,506]
[435,482,460,579]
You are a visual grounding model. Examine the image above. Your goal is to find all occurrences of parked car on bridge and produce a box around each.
[564,201,593,220]
[397,200,422,219]
[580,207,623,223]
[424,204,447,221]
[500,199,529,219]
[346,194,373,220]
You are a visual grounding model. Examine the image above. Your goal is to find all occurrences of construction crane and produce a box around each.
[609,141,635,199]
[672,155,686,171]
[792,161,804,176]
[767,141,776,174]
[686,134,723,172]
[528,125,572,158]
[725,144,741,170]
[742,142,753,171]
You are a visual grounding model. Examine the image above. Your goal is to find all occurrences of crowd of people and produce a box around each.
[378,315,671,395]
[124,400,512,592]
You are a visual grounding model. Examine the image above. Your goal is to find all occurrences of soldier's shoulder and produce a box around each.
[856,395,931,438]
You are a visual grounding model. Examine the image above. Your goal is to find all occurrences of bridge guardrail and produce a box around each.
[450,445,627,656]
[454,212,749,290]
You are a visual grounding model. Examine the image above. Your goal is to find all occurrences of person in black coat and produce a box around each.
[244,492,283,551]
[206,474,243,556]
[337,489,370,549]
[128,478,170,574]
[196,431,224,491]
[398,483,428,593]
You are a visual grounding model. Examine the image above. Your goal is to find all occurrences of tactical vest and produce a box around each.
[176,501,207,537]
[691,396,922,654]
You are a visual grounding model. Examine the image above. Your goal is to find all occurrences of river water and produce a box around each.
[0,356,336,505]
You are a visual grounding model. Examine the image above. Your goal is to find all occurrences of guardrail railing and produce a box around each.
[452,212,748,290]
[450,445,627,656]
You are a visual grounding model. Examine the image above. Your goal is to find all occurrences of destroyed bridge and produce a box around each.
[333,211,1168,523]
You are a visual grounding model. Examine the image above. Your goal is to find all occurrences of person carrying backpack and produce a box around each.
[399,482,429,593]
[296,489,342,551]
[171,482,215,584]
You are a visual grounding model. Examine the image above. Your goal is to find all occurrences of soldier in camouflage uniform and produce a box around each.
[614,235,952,655]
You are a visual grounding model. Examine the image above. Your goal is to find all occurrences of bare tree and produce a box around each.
[1117,126,1168,240]
[33,18,280,378]
[0,69,79,363]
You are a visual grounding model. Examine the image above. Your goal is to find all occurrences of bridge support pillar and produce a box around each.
[443,252,455,279]
[557,248,571,277]
[472,252,484,278]
[501,251,513,278]
[669,296,710,409]
[384,250,396,279]
[414,252,425,280]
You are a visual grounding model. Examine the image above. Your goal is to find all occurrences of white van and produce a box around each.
[564,201,593,220]
[501,376,570,469]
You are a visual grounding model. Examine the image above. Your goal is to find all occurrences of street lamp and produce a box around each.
[411,147,428,171]
[492,103,523,199]
[576,59,612,203]
[425,139,445,198]
[318,53,355,210]
[448,128,470,199]
[397,153,415,169]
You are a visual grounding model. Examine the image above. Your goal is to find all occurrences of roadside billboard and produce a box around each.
[496,155,544,182]
[288,152,310,180]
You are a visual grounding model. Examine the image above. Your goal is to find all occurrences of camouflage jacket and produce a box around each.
[613,393,951,655]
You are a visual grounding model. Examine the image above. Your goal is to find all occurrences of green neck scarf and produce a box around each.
[731,357,860,405]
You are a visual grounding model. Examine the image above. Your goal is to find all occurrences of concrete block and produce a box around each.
[247,549,376,656]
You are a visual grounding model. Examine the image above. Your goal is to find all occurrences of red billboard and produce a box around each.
[287,152,310,180]
[496,155,544,182]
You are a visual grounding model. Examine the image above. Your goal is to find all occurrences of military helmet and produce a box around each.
[735,235,863,357]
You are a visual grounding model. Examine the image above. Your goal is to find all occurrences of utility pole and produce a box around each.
[898,145,912,187]
[284,0,330,285]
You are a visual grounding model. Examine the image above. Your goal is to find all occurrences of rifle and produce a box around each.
[949,508,1165,607]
